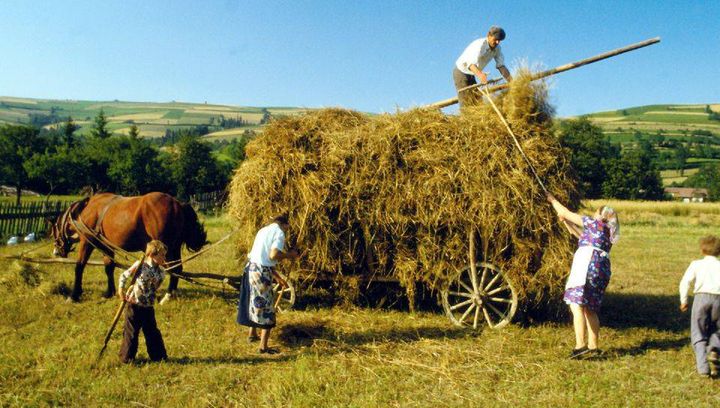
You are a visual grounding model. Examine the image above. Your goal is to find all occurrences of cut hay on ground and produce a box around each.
[229,75,580,317]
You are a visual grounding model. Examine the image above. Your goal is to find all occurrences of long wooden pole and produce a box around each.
[425,37,661,109]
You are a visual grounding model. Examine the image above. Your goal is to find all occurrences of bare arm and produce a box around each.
[546,194,584,227]
[271,270,288,288]
[468,64,488,84]
[562,219,583,239]
[269,247,300,262]
[498,66,512,82]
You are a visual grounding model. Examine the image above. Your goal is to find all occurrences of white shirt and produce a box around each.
[679,255,720,304]
[248,223,285,267]
[455,37,505,75]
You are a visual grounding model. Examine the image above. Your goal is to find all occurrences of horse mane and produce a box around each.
[69,196,91,218]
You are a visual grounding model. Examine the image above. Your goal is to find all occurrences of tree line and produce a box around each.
[3,112,716,205]
[0,110,250,205]
[558,118,720,201]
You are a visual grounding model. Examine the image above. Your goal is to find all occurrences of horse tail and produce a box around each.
[181,203,207,252]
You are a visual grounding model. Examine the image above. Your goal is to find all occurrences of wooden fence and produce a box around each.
[0,201,71,243]
[189,190,228,214]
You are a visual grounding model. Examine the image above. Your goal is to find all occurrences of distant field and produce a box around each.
[582,103,720,135]
[0,96,309,141]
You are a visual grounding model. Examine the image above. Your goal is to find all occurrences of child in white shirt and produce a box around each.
[679,235,720,377]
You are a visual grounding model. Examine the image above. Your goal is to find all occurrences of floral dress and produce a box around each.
[563,216,612,311]
[236,262,276,328]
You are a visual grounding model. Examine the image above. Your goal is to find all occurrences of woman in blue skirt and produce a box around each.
[237,213,299,354]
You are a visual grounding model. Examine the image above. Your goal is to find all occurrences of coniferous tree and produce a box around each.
[62,116,79,146]
[90,109,111,139]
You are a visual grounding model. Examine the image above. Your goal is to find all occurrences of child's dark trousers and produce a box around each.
[119,303,167,363]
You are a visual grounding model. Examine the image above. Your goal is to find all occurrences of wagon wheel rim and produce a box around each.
[441,262,518,329]
[272,270,296,313]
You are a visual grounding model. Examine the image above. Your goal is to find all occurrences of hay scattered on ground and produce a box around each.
[229,74,580,316]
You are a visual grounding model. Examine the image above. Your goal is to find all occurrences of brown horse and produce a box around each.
[51,192,207,301]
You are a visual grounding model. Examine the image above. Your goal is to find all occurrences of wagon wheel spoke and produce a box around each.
[469,263,479,292]
[442,261,517,330]
[484,270,502,292]
[458,303,475,324]
[272,272,296,313]
[486,285,510,296]
[482,306,493,327]
[449,291,473,298]
[473,304,480,329]
[485,300,508,324]
[479,264,488,291]
[449,298,474,311]
[458,279,474,294]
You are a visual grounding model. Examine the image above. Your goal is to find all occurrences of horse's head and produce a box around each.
[51,199,87,258]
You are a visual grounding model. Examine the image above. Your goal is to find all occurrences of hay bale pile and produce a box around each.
[229,75,581,315]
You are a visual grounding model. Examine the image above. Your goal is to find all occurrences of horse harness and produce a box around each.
[94,195,124,236]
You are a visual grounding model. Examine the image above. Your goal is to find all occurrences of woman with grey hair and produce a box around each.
[547,193,620,359]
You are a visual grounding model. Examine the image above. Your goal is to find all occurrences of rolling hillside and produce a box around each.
[3,96,719,186]
[0,96,308,141]
[581,103,720,186]
[582,103,720,139]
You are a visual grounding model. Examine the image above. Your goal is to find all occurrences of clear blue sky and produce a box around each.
[1,0,718,116]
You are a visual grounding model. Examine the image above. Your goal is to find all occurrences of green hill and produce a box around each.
[579,103,720,186]
[580,103,720,139]
[0,96,308,141]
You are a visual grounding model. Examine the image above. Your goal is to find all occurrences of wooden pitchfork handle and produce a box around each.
[273,278,288,310]
[95,254,147,364]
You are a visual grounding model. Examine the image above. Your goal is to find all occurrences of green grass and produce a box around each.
[1,205,720,406]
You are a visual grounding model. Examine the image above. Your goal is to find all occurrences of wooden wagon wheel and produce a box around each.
[272,270,296,313]
[440,229,518,329]
[441,262,518,329]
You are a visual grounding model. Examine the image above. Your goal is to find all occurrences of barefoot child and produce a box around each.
[679,235,720,377]
[237,213,299,354]
[547,194,619,359]
[118,240,168,363]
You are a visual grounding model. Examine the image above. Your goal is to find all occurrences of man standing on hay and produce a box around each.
[453,25,513,106]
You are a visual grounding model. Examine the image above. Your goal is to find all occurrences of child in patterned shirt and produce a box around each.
[118,240,168,363]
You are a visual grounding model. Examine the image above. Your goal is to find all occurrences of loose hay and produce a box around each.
[229,74,580,319]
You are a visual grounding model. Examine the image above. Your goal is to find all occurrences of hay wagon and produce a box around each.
[230,92,566,331]
[271,228,518,329]
[233,38,660,330]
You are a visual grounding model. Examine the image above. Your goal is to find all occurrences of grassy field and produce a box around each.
[1,202,720,406]
[582,103,720,134]
[0,96,307,141]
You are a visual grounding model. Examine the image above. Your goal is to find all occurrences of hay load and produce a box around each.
[229,74,581,318]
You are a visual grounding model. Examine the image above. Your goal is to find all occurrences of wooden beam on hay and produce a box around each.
[425,37,661,110]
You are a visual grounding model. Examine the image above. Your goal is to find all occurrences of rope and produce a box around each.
[480,86,549,195]
[163,230,237,271]
[68,215,238,288]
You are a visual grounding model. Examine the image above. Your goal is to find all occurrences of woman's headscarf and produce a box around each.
[601,206,620,244]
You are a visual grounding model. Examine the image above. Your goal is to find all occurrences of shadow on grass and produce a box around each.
[162,355,297,365]
[602,292,686,332]
[276,319,470,349]
[604,337,689,359]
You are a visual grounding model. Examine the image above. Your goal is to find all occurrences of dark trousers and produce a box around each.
[452,67,478,107]
[119,303,167,363]
[690,293,720,374]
